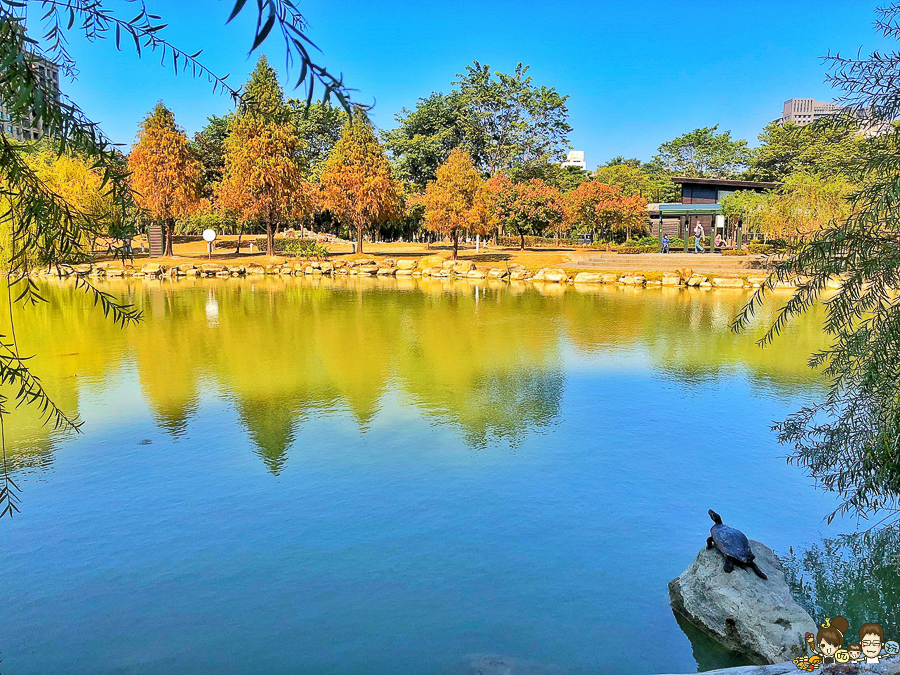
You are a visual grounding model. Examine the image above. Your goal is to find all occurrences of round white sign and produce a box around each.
[202,228,217,243]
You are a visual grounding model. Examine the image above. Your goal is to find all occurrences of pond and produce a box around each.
[0,276,876,674]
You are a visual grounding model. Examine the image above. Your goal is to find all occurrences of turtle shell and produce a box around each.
[711,523,753,562]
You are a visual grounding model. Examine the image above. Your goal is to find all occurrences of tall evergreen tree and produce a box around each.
[422,148,489,260]
[319,118,402,253]
[129,103,202,257]
[241,54,288,122]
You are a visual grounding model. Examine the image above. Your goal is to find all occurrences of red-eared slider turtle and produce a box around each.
[706,509,767,580]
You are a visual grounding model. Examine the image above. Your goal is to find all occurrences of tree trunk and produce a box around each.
[164,217,174,257]
[452,230,459,260]
[520,232,525,250]
[266,223,275,257]
[357,225,364,255]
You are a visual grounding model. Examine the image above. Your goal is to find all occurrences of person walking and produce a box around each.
[694,221,705,254]
[662,234,669,254]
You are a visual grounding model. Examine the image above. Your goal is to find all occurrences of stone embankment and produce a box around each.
[37,259,841,289]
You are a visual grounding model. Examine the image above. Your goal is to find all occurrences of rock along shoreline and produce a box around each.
[36,257,830,290]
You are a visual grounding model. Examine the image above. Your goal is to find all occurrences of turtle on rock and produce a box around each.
[706,509,767,580]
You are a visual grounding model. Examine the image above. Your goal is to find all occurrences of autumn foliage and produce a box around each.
[319,119,402,253]
[218,115,313,256]
[129,103,202,256]
[487,175,567,249]
[568,181,648,241]
[422,149,489,259]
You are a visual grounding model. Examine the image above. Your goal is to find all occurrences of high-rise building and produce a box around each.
[776,97,892,136]
[776,98,843,127]
[0,55,60,142]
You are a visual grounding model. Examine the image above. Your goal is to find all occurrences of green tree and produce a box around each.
[510,163,590,193]
[733,3,900,526]
[454,61,571,175]
[748,120,865,182]
[593,164,651,197]
[654,125,750,178]
[596,157,678,203]
[382,92,469,189]
[192,113,234,196]
[720,190,773,240]
[384,62,572,184]
[287,100,349,180]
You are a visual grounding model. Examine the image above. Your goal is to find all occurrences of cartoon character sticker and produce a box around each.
[805,616,849,666]
[793,618,897,671]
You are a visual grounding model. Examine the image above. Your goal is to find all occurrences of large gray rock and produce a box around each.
[668,540,815,665]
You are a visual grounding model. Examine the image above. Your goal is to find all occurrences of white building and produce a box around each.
[561,150,586,170]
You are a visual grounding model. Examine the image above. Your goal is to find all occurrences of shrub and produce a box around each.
[273,238,330,259]
[748,243,774,255]
[498,235,578,248]
[617,245,657,254]
[721,249,750,256]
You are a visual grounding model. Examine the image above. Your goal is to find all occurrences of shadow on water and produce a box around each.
[672,609,755,672]
[781,526,900,640]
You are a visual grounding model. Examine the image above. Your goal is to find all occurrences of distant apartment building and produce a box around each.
[776,97,892,136]
[0,54,60,142]
[776,98,843,127]
[561,150,586,170]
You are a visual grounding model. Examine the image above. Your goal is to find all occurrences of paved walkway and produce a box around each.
[563,252,771,274]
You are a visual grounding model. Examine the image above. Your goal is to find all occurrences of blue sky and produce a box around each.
[30,0,893,169]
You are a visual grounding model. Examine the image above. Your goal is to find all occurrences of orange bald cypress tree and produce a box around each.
[319,118,401,254]
[129,103,202,257]
[422,148,489,260]
[218,115,312,256]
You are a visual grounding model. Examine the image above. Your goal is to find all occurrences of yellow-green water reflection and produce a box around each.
[5,277,827,474]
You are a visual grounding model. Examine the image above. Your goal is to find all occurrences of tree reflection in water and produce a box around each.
[781,527,900,640]
[0,277,828,475]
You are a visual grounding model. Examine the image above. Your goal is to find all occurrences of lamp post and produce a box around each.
[202,229,217,260]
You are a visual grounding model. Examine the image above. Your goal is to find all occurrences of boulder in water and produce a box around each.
[668,540,815,664]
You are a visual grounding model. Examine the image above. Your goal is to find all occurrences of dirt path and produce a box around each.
[107,236,772,277]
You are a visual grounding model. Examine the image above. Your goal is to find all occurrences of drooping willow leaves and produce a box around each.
[732,3,900,526]
[0,0,358,516]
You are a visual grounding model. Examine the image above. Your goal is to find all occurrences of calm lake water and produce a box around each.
[0,277,864,674]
